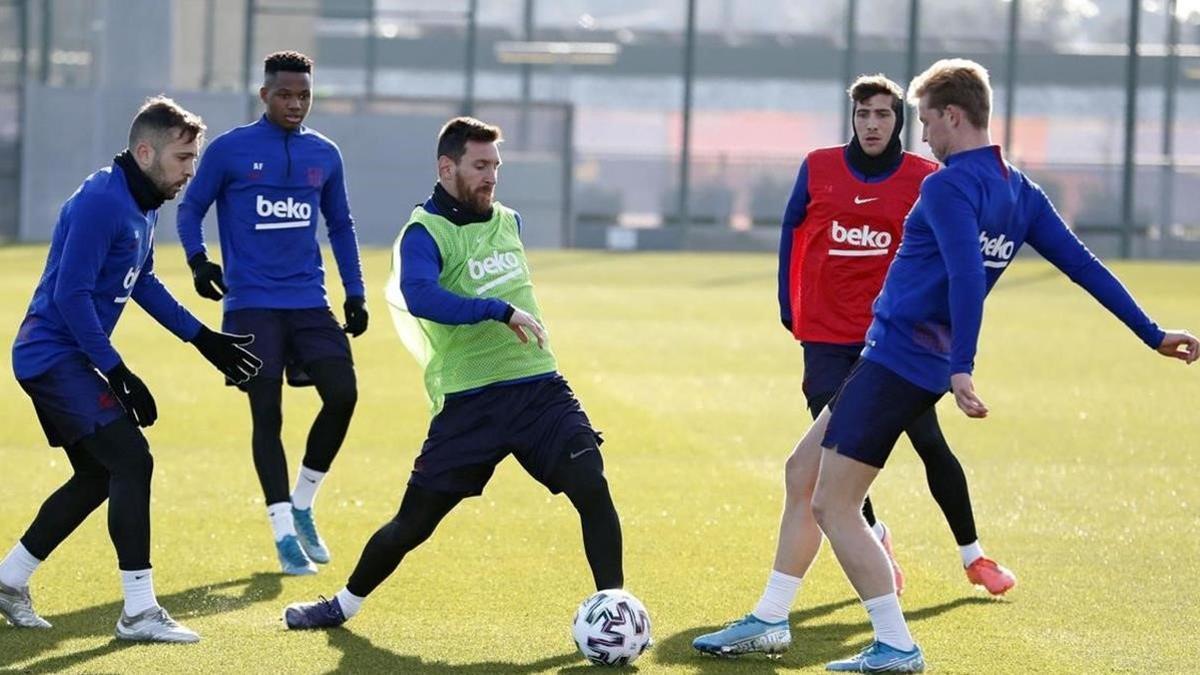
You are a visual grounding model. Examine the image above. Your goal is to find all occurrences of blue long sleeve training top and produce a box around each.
[13,162,202,380]
[864,145,1164,394]
[177,115,365,311]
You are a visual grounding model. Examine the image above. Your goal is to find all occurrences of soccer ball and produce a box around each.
[571,589,652,667]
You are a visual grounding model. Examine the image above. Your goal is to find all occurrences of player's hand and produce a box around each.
[343,296,369,337]
[507,306,547,349]
[104,362,158,427]
[192,325,262,384]
[188,253,227,301]
[950,372,988,419]
[781,317,793,333]
[1156,330,1199,364]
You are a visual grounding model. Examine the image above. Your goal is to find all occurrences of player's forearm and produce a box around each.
[327,221,366,297]
[400,278,510,325]
[1069,260,1164,348]
[176,204,209,261]
[131,274,203,342]
[947,271,986,374]
[53,289,122,372]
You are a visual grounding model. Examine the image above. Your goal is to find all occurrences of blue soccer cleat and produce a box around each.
[692,614,791,657]
[275,534,317,575]
[291,507,330,564]
[825,641,925,672]
[283,595,347,630]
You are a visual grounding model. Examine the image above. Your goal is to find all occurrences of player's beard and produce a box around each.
[146,158,185,199]
[456,174,493,214]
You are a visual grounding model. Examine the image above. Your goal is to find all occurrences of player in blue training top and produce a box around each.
[0,97,262,642]
[177,51,367,576]
[697,59,1198,673]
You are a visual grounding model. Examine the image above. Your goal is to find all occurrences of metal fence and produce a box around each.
[3,0,1200,258]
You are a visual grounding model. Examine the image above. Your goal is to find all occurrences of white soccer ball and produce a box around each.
[571,589,652,667]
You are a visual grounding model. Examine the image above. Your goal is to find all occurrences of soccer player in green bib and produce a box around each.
[283,117,625,629]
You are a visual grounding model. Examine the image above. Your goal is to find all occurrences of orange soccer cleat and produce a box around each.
[877,522,906,595]
[965,556,1017,596]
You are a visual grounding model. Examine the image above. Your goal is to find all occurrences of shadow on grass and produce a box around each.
[653,595,995,672]
[323,628,584,673]
[0,572,284,673]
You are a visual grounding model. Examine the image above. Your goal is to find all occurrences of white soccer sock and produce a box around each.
[959,541,985,567]
[750,570,803,624]
[335,587,364,619]
[863,592,915,651]
[120,568,159,616]
[291,466,327,511]
[267,502,297,541]
[0,542,42,589]
[871,521,887,541]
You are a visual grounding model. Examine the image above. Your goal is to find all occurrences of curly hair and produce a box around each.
[264,50,313,78]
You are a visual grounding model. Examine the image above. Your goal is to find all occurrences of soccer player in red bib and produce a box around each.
[781,75,1014,598]
[698,61,1197,672]
[694,74,1013,660]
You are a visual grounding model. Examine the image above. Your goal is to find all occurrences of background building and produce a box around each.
[1,0,1198,258]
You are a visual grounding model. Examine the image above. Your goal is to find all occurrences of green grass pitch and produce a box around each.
[0,245,1196,673]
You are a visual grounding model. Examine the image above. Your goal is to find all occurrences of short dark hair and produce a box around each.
[848,74,904,115]
[437,116,503,163]
[128,95,205,149]
[264,50,313,82]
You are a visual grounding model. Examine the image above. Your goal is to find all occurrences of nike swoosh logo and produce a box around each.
[304,477,317,483]
[133,574,147,580]
[853,196,879,204]
[569,448,593,460]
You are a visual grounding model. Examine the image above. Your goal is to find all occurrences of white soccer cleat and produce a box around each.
[0,581,52,629]
[115,606,200,643]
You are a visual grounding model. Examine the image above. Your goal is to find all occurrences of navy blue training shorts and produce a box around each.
[822,357,943,469]
[801,342,864,411]
[223,307,351,388]
[18,355,127,447]
[409,374,602,497]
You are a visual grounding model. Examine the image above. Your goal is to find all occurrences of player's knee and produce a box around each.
[383,516,435,552]
[311,360,358,415]
[321,378,357,416]
[783,453,815,503]
[71,470,110,505]
[555,440,610,503]
[810,487,860,534]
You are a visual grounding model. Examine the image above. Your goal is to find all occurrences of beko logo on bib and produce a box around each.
[468,251,521,280]
[255,195,311,230]
[468,251,523,295]
[829,220,892,256]
[979,231,1015,268]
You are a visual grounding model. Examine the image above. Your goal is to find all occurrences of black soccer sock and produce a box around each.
[76,419,155,571]
[345,484,462,597]
[906,407,979,546]
[246,379,291,505]
[20,442,111,561]
[301,359,357,473]
[807,390,878,528]
[552,435,624,591]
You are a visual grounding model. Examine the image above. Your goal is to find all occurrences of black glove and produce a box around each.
[343,296,368,337]
[188,253,227,301]
[104,362,157,427]
[782,317,793,332]
[192,325,263,384]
